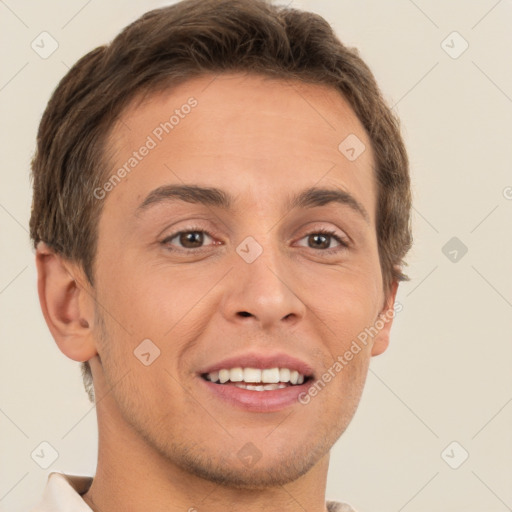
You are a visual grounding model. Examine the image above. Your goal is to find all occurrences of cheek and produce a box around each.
[307,270,381,339]
[93,260,222,392]
[96,252,218,339]
[93,305,190,419]
[302,342,371,434]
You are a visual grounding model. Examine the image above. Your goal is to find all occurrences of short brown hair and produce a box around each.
[30,0,412,402]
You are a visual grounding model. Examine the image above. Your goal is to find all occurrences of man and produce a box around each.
[29,0,412,510]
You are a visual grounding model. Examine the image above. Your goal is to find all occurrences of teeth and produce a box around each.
[230,367,244,382]
[261,368,280,383]
[279,368,291,383]
[205,367,307,386]
[234,383,288,391]
[244,368,261,383]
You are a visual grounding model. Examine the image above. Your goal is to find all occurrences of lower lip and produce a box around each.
[200,378,312,412]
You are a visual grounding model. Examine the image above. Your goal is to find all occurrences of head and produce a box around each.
[31,0,411,489]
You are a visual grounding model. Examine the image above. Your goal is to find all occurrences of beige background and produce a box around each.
[1,1,511,511]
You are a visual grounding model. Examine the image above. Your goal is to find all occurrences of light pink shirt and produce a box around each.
[30,472,356,512]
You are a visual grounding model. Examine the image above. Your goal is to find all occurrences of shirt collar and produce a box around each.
[32,471,354,512]
[33,472,93,511]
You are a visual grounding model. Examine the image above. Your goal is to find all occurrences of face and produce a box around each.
[90,73,395,488]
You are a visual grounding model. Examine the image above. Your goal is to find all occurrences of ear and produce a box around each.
[371,279,399,357]
[35,242,97,362]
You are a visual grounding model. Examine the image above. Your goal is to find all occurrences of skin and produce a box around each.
[36,73,398,512]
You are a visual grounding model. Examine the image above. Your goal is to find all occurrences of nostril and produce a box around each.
[238,311,252,317]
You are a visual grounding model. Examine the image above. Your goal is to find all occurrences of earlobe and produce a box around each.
[36,242,97,362]
[370,280,399,357]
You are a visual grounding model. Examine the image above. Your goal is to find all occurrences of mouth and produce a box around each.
[197,354,314,412]
[201,367,310,391]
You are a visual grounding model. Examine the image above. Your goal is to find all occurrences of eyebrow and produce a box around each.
[136,184,369,223]
[137,184,231,211]
[287,186,369,223]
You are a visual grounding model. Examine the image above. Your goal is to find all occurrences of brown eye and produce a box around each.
[308,233,331,249]
[179,231,204,248]
[162,229,215,250]
[296,229,349,251]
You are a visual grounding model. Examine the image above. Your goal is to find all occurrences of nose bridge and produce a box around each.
[222,231,306,328]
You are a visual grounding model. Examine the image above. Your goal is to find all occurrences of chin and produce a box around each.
[161,428,339,490]
[178,452,320,489]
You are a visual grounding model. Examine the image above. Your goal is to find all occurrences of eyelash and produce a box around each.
[161,226,349,253]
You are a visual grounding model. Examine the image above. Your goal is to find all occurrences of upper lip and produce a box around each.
[198,352,314,377]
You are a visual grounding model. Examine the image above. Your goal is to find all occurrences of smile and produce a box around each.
[203,367,306,390]
[199,366,313,412]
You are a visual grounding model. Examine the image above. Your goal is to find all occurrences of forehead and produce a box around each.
[103,73,376,219]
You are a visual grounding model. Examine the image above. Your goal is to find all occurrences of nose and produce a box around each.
[219,241,307,330]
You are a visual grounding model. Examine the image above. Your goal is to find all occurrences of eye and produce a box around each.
[160,227,349,253]
[296,229,349,251]
[162,229,216,250]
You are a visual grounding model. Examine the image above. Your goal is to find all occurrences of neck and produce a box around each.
[82,386,330,512]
